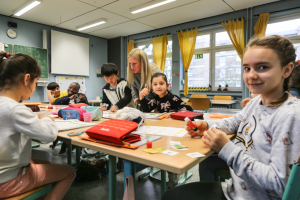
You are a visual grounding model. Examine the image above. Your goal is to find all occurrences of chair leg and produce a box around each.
[148,168,163,182]
[177,171,193,186]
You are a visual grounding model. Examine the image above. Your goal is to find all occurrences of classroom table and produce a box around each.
[56,114,234,200]
[210,100,237,109]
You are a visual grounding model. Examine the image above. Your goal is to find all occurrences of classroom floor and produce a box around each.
[34,142,200,200]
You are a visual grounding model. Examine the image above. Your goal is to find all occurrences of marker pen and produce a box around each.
[184,117,198,131]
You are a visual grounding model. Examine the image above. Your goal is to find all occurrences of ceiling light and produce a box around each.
[13,0,42,16]
[130,0,176,14]
[76,18,107,31]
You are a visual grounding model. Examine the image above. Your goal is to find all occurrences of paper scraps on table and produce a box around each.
[162,150,178,156]
[170,144,188,151]
[186,152,205,158]
[143,148,162,154]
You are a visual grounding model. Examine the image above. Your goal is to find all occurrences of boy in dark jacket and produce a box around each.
[54,82,88,105]
[101,63,134,112]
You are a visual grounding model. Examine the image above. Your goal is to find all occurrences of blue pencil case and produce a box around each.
[61,110,80,120]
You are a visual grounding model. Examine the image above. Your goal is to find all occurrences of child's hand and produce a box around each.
[202,127,230,153]
[165,112,174,119]
[69,94,77,100]
[240,98,251,108]
[134,98,139,105]
[101,105,107,111]
[186,120,208,137]
[79,94,85,102]
[139,84,149,100]
[110,105,117,112]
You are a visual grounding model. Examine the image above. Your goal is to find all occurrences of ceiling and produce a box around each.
[0,0,279,39]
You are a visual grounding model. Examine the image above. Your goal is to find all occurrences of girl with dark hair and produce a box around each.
[140,72,193,118]
[162,35,300,200]
[0,52,75,199]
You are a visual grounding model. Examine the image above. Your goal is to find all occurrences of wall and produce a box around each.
[0,14,108,101]
[125,0,300,99]
[108,37,121,78]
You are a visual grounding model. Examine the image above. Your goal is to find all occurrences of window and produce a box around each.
[266,15,300,60]
[136,37,173,84]
[188,29,242,91]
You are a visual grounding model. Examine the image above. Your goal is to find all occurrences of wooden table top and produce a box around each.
[58,114,234,174]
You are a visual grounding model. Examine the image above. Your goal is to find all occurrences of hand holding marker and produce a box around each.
[185,117,198,131]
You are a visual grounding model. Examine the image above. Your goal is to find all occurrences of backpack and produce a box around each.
[76,158,109,181]
[81,106,103,121]
[58,107,87,121]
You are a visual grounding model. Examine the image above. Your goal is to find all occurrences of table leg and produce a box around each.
[161,170,166,196]
[109,155,117,200]
[76,146,81,168]
[67,143,72,165]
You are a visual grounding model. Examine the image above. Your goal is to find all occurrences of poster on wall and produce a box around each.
[55,76,86,94]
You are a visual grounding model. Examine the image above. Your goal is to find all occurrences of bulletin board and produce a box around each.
[55,76,86,94]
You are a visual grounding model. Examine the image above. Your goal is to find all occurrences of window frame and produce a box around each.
[266,13,300,61]
[135,36,173,83]
[266,13,300,43]
[189,28,242,91]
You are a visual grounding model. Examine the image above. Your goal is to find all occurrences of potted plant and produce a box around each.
[217,85,222,91]
[223,84,228,91]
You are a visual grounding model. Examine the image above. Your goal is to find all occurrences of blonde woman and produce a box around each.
[127,48,161,105]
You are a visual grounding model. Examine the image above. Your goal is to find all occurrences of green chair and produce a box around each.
[282,158,300,200]
[213,168,231,182]
[4,184,53,200]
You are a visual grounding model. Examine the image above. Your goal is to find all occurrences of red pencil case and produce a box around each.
[85,119,141,145]
[171,111,203,121]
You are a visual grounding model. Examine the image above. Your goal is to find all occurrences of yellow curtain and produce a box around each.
[254,13,269,38]
[151,34,168,72]
[222,18,245,61]
[177,27,198,96]
[127,40,134,66]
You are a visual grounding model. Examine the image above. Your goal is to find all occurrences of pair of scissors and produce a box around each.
[68,131,85,137]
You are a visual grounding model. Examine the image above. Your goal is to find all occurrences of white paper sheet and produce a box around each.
[132,125,187,137]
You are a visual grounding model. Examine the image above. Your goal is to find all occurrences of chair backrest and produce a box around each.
[282,157,300,200]
[189,97,210,110]
[214,95,232,100]
[191,94,207,98]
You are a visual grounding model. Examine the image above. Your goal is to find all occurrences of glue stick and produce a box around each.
[184,117,198,131]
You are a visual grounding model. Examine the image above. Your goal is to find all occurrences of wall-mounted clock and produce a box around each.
[7,29,17,39]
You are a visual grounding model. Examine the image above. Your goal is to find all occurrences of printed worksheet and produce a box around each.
[132,126,187,137]
[54,120,96,131]
[145,113,166,119]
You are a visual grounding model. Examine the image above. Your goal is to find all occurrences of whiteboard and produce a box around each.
[55,76,86,94]
[51,30,89,76]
